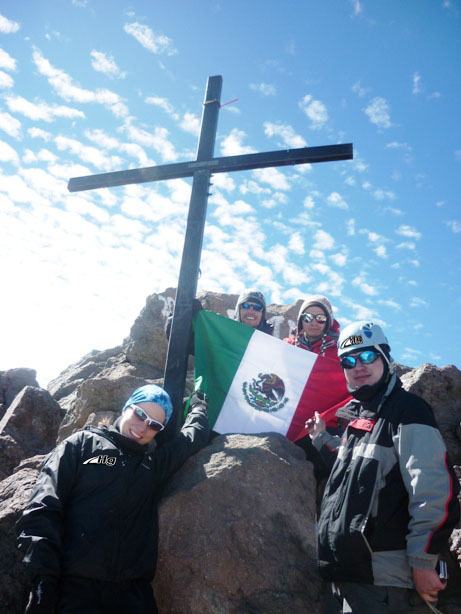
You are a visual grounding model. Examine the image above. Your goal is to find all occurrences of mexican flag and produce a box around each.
[193,311,351,441]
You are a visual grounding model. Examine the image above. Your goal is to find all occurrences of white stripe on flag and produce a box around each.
[214,329,317,435]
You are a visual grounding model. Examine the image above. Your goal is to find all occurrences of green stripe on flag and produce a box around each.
[193,311,254,428]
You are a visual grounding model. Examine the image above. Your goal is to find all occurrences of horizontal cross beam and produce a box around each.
[67,143,353,193]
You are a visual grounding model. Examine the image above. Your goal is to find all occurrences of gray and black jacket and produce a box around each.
[17,408,209,583]
[314,377,459,588]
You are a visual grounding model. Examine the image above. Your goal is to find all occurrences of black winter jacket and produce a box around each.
[314,377,459,587]
[17,408,209,582]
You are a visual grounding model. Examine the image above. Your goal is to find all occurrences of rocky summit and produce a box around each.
[1,288,460,613]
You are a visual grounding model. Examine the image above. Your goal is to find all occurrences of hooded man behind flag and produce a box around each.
[193,310,351,441]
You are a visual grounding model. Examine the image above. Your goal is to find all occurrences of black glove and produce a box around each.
[25,576,58,613]
[188,390,208,411]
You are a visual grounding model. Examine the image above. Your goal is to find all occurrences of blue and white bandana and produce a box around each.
[122,384,173,424]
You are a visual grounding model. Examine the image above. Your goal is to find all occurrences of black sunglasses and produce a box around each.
[241,302,263,311]
[340,350,380,370]
[301,313,327,324]
[130,404,165,432]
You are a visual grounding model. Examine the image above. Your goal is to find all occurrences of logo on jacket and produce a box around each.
[242,373,288,413]
[340,335,363,349]
[83,455,117,466]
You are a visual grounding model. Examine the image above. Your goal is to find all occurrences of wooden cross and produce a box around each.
[68,75,353,438]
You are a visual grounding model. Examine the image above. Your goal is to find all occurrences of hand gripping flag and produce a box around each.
[193,311,351,441]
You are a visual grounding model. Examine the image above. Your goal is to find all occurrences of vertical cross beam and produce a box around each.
[162,75,222,439]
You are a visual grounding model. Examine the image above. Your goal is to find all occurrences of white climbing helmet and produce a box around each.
[338,321,392,367]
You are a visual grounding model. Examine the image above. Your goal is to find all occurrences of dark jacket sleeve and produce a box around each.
[312,430,341,470]
[155,407,209,486]
[16,436,82,578]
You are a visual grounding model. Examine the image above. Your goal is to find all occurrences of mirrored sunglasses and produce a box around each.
[130,404,165,432]
[340,350,380,370]
[241,302,263,311]
[301,313,327,324]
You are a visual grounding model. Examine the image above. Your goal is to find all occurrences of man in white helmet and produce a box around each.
[307,321,459,613]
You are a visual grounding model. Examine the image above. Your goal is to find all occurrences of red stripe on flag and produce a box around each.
[286,354,352,442]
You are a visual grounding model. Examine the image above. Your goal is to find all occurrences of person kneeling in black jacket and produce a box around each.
[17,384,209,614]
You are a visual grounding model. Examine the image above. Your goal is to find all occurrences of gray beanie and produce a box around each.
[297,295,334,332]
[234,288,266,322]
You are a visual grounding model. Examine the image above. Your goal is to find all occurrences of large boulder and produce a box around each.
[0,387,64,480]
[0,455,45,613]
[155,433,320,613]
[0,368,39,420]
[401,364,461,464]
[57,367,163,442]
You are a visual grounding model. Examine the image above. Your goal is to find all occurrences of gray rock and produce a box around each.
[48,345,123,401]
[0,455,45,613]
[0,368,39,420]
[401,363,461,464]
[57,369,163,441]
[0,434,27,482]
[0,386,64,475]
[155,433,320,613]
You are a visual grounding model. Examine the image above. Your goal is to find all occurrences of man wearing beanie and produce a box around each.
[17,384,209,613]
[307,322,459,613]
[234,288,274,335]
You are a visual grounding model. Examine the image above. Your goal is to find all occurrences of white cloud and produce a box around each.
[395,224,422,240]
[396,241,416,250]
[252,167,290,191]
[330,252,347,267]
[410,297,428,308]
[145,96,175,115]
[351,0,363,16]
[386,141,412,151]
[121,119,177,162]
[212,173,235,192]
[0,48,16,71]
[384,206,404,216]
[240,180,271,196]
[32,48,129,117]
[179,112,200,136]
[0,140,19,164]
[5,95,85,122]
[327,191,348,209]
[0,14,20,33]
[28,127,52,140]
[124,22,177,55]
[364,97,391,129]
[264,122,307,148]
[90,50,126,78]
[373,188,396,201]
[220,129,255,156]
[250,82,276,96]
[84,129,152,166]
[374,245,387,258]
[379,299,401,310]
[0,70,13,88]
[304,195,315,209]
[346,218,356,236]
[445,220,461,233]
[299,95,328,129]
[0,111,21,138]
[351,80,369,97]
[412,72,421,95]
[288,232,304,255]
[352,275,378,296]
[313,229,335,250]
[55,135,123,170]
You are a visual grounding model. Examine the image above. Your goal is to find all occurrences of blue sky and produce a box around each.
[0,1,460,387]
